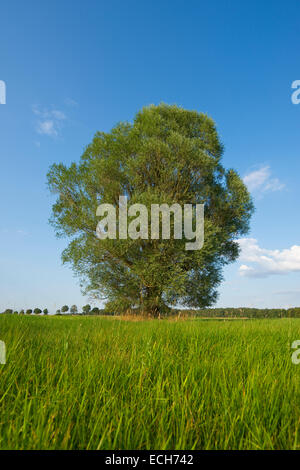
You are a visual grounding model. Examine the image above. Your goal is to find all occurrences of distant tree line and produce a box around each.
[2,306,300,318]
[2,308,48,315]
[1,305,114,316]
[189,307,300,318]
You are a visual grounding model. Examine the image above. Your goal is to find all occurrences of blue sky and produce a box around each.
[0,0,300,312]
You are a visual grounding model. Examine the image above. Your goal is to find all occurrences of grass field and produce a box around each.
[0,315,299,450]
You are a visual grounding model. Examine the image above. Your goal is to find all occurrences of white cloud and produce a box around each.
[64,98,78,107]
[32,105,66,138]
[0,229,29,236]
[37,120,57,136]
[243,166,285,194]
[273,289,300,296]
[238,238,300,278]
[51,110,66,120]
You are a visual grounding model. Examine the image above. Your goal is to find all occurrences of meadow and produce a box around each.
[0,314,299,450]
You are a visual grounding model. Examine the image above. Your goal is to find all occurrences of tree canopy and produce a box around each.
[47,104,253,316]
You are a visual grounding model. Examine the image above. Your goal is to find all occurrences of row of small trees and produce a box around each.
[3,308,48,315]
[56,305,78,315]
[55,305,100,315]
[2,305,114,316]
[55,305,114,315]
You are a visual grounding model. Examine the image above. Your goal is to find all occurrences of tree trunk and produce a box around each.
[140,287,170,318]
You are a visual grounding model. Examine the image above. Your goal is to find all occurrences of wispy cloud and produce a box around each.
[64,97,78,107]
[273,289,300,296]
[32,105,66,138]
[238,238,300,278]
[243,166,285,195]
[51,110,66,120]
[0,228,29,236]
[37,120,58,136]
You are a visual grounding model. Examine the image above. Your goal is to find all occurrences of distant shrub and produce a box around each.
[34,308,42,315]
[70,305,78,315]
[82,304,91,315]
[91,307,100,315]
[4,309,13,314]
[26,309,32,315]
[43,309,48,315]
[61,305,69,313]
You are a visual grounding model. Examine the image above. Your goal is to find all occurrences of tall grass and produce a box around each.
[0,315,299,449]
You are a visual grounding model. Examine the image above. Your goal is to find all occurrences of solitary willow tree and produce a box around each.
[47,104,253,317]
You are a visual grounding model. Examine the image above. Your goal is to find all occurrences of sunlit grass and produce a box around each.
[0,315,299,449]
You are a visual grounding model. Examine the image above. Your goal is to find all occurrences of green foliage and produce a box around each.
[0,315,299,449]
[34,308,42,315]
[61,305,69,313]
[48,104,253,316]
[91,307,100,315]
[3,309,13,314]
[192,307,300,319]
[3,306,300,319]
[55,309,61,315]
[70,305,78,314]
[25,309,32,315]
[82,304,91,314]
